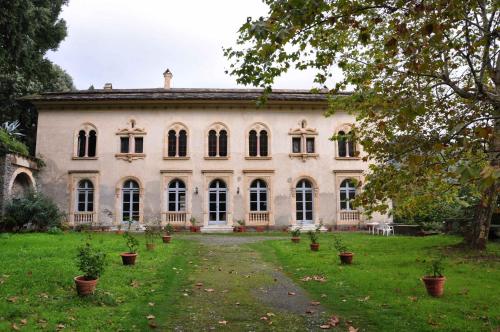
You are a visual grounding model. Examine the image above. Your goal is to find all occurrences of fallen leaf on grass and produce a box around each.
[39,293,49,299]
[321,294,327,298]
[310,301,321,306]
[147,315,155,320]
[408,296,418,302]
[235,302,240,305]
[148,321,158,329]
[7,296,18,303]
[204,288,215,292]
[260,317,268,321]
[266,312,275,317]
[195,283,203,287]
[319,325,331,329]
[300,275,327,282]
[130,280,140,288]
[288,291,296,296]
[19,319,27,325]
[305,309,315,314]
[348,326,359,332]
[459,288,469,295]
[56,323,65,330]
[11,323,20,331]
[218,320,227,325]
[148,302,155,306]
[358,296,370,302]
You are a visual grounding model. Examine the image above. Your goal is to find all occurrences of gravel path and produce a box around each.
[169,234,328,331]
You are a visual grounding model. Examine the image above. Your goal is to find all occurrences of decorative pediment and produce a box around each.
[288,119,318,136]
[116,127,146,136]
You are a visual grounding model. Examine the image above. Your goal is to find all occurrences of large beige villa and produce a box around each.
[24,70,390,232]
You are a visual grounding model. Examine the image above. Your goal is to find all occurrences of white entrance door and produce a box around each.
[296,179,313,225]
[209,179,227,225]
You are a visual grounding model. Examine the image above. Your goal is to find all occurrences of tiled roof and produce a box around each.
[21,88,350,103]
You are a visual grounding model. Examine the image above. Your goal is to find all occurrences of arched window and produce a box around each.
[249,130,258,157]
[259,130,268,156]
[247,124,271,158]
[167,179,186,212]
[296,179,313,224]
[206,124,229,158]
[75,125,97,158]
[122,180,140,221]
[219,130,228,157]
[77,180,94,212]
[77,130,86,157]
[178,130,187,157]
[340,179,356,210]
[166,124,189,158]
[167,130,177,157]
[250,179,267,212]
[208,130,217,157]
[209,179,227,224]
[338,129,356,158]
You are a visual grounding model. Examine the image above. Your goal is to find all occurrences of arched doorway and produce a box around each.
[10,172,34,199]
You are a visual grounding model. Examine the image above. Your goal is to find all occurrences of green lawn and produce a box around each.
[251,233,500,331]
[0,232,199,331]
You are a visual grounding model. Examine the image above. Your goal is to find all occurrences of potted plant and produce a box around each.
[120,222,139,265]
[189,217,199,232]
[308,230,320,251]
[290,228,301,243]
[236,219,246,232]
[74,236,106,296]
[116,223,124,235]
[162,223,174,243]
[422,257,446,297]
[333,233,354,264]
[144,225,157,251]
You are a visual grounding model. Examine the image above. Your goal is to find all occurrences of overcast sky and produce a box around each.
[47,0,325,90]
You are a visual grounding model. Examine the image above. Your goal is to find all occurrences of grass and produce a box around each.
[251,233,500,332]
[0,232,199,331]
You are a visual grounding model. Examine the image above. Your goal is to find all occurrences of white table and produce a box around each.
[366,222,379,235]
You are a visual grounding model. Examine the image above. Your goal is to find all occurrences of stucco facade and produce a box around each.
[29,86,391,232]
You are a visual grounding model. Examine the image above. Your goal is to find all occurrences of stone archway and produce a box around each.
[9,170,36,199]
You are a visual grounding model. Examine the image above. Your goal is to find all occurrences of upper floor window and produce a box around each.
[74,124,97,159]
[338,130,356,158]
[115,119,146,162]
[165,123,189,159]
[247,123,270,159]
[76,179,94,212]
[206,123,229,159]
[340,179,356,210]
[289,119,318,161]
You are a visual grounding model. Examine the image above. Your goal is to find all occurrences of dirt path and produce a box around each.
[168,235,328,331]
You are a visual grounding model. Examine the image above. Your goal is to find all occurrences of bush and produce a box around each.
[47,226,63,234]
[0,128,29,156]
[3,192,64,231]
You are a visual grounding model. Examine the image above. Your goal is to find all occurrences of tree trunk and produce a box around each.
[466,116,500,250]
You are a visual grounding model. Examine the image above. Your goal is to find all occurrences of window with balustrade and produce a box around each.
[249,179,268,212]
[77,180,94,212]
[206,123,229,159]
[339,179,356,210]
[74,124,97,159]
[167,179,186,212]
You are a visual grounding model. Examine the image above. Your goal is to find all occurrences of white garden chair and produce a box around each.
[376,223,394,236]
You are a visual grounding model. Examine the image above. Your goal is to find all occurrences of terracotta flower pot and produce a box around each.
[422,276,446,297]
[115,230,124,235]
[162,235,172,243]
[256,226,265,232]
[291,237,301,243]
[120,252,138,265]
[146,243,155,251]
[237,226,246,233]
[190,226,199,233]
[339,252,354,264]
[310,243,320,251]
[74,276,98,296]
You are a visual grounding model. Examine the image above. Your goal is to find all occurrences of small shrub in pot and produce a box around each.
[308,230,320,251]
[422,257,446,297]
[333,233,354,264]
[290,228,301,243]
[74,236,107,296]
[120,222,139,265]
[162,223,174,243]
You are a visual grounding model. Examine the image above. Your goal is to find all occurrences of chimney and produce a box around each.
[103,83,113,90]
[163,69,173,89]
